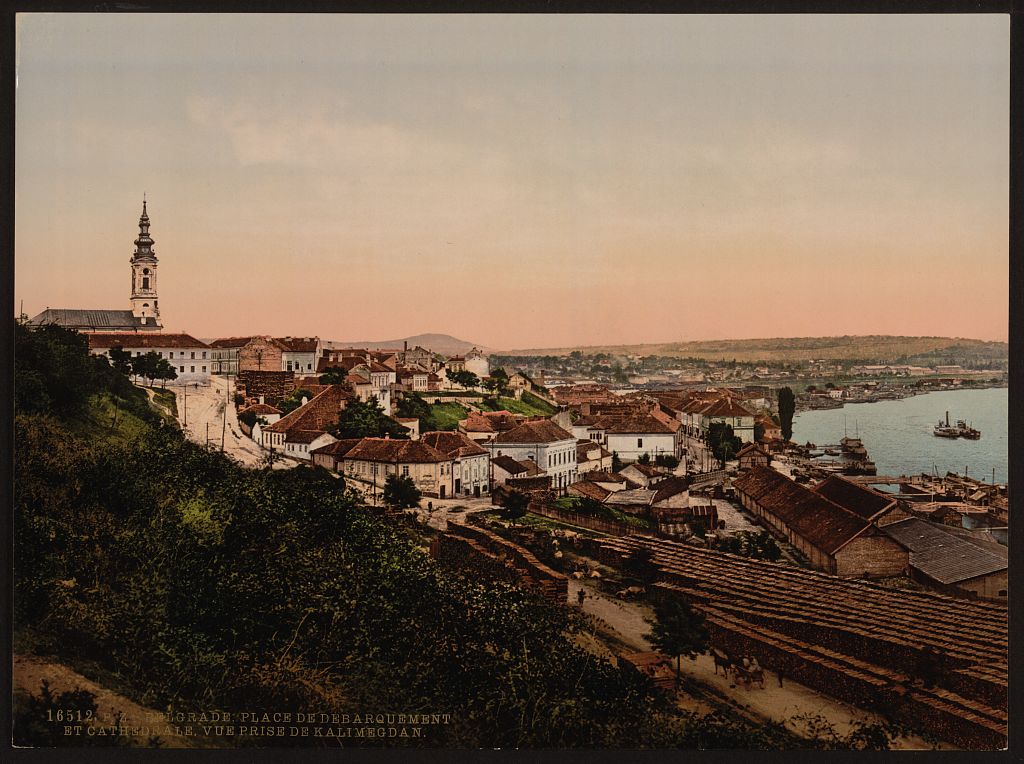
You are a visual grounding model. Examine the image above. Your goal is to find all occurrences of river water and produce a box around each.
[792,387,1008,484]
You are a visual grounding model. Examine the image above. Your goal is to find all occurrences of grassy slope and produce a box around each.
[428,401,470,430]
[478,393,556,417]
[501,336,1008,363]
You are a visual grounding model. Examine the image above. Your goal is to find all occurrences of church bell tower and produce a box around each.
[129,196,162,327]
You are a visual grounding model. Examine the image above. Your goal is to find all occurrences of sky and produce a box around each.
[15,14,1009,350]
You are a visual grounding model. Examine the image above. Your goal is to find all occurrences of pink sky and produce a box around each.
[15,14,1009,349]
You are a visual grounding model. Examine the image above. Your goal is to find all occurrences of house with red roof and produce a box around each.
[484,419,577,492]
[87,332,212,384]
[421,430,490,497]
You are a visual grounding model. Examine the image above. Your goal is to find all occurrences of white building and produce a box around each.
[87,332,212,384]
[278,337,320,375]
[421,431,491,498]
[484,419,577,492]
[464,347,490,379]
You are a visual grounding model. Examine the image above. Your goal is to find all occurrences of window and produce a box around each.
[169,352,174,359]
[142,277,150,289]
[158,351,163,357]
[202,366,206,372]
[179,366,184,372]
[637,438,643,448]
[191,352,195,359]
[191,366,195,373]
[998,590,1007,597]
[403,465,409,476]
[202,351,207,359]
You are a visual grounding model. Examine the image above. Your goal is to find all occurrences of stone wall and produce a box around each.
[236,370,295,406]
[238,337,284,373]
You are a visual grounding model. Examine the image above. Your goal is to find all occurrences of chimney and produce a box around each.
[404,340,408,352]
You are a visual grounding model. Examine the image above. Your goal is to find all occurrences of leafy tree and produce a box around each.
[611,451,623,472]
[329,397,408,439]
[778,386,796,441]
[153,356,178,388]
[446,368,480,389]
[754,423,765,442]
[278,388,313,415]
[707,422,743,466]
[319,366,348,385]
[646,597,710,689]
[655,454,680,469]
[500,490,530,523]
[108,345,133,376]
[382,474,421,509]
[637,452,652,465]
[394,392,440,432]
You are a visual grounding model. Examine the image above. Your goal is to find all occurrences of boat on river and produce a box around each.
[934,411,981,440]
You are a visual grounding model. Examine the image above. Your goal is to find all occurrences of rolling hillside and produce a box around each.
[500,336,1008,364]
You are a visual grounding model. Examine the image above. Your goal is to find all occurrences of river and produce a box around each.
[792,387,1008,484]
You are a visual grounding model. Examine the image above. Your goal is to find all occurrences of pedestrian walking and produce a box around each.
[577,589,586,606]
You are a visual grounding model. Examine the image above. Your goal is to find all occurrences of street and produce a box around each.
[169,376,286,468]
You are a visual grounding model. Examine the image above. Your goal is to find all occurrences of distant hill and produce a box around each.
[325,333,491,357]
[499,335,1009,364]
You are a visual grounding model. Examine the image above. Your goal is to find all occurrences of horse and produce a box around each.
[711,649,733,677]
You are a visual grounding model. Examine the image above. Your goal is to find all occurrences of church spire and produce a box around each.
[133,195,156,260]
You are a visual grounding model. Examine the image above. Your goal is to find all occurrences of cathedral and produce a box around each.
[29,198,164,332]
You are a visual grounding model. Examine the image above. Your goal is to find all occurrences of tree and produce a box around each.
[646,597,710,690]
[446,368,479,389]
[382,474,421,509]
[654,454,680,469]
[778,386,796,441]
[278,388,314,415]
[637,452,652,465]
[329,397,408,440]
[153,357,178,388]
[319,366,348,385]
[108,345,133,377]
[707,422,743,466]
[500,490,530,524]
[754,423,765,442]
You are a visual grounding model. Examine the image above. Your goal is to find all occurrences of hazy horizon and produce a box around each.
[16,14,1009,347]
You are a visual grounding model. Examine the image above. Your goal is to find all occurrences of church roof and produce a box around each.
[28,309,157,332]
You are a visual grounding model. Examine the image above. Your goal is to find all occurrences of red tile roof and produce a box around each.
[733,466,872,555]
[491,419,574,445]
[568,480,612,502]
[87,332,210,349]
[264,385,352,434]
[209,336,255,348]
[492,455,529,475]
[813,475,896,520]
[420,430,488,458]
[345,438,451,464]
[699,398,754,417]
[286,429,329,444]
[276,337,319,353]
[311,438,362,457]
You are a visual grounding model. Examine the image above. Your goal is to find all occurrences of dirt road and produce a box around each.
[567,580,942,750]
[170,377,286,468]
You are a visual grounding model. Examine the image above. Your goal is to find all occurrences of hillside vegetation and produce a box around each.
[503,336,1008,364]
[12,322,905,749]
